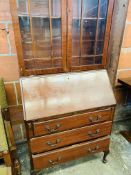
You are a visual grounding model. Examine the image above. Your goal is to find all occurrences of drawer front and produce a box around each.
[30,121,112,153]
[32,108,112,137]
[32,137,110,170]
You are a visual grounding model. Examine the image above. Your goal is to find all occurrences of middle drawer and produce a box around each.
[30,121,112,154]
[31,108,112,137]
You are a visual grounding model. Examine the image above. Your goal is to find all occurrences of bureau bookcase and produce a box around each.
[10,0,116,174]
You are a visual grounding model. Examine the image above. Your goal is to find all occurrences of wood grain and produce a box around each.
[9,0,25,75]
[30,121,112,153]
[32,137,110,170]
[103,0,115,66]
[20,70,116,121]
[31,108,112,137]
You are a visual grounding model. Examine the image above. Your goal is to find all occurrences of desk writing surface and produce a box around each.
[20,70,116,121]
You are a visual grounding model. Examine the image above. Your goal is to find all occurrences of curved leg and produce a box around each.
[103,150,109,163]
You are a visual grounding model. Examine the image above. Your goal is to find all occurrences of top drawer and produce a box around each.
[28,108,113,137]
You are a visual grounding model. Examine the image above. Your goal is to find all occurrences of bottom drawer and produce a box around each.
[32,137,110,170]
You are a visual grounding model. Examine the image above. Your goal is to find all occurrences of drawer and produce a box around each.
[31,108,112,137]
[32,137,110,170]
[30,121,112,154]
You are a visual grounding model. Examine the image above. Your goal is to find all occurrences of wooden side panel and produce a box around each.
[9,0,25,75]
[67,0,72,71]
[61,0,67,71]
[103,0,115,65]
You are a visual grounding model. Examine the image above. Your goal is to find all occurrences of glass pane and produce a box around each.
[83,0,98,18]
[19,17,31,41]
[96,41,104,54]
[54,58,62,67]
[25,58,52,70]
[32,18,51,58]
[52,38,61,57]
[53,40,61,58]
[73,0,81,18]
[72,57,79,66]
[19,16,33,59]
[52,19,62,57]
[100,0,108,18]
[22,43,32,59]
[83,19,97,40]
[72,19,80,56]
[52,19,61,38]
[98,19,106,40]
[30,0,49,17]
[81,57,94,65]
[82,41,95,56]
[95,56,102,64]
[52,0,61,17]
[17,0,28,15]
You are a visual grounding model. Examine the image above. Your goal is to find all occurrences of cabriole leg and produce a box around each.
[103,150,109,163]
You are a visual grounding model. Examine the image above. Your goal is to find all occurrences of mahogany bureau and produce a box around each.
[20,70,116,173]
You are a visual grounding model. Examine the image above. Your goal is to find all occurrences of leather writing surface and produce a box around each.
[20,70,116,121]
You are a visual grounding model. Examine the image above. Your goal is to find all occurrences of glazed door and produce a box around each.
[10,0,114,75]
[67,0,114,71]
[12,0,67,75]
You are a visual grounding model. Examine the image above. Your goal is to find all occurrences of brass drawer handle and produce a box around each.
[47,138,61,147]
[88,129,100,137]
[45,123,61,133]
[89,115,102,123]
[49,156,61,165]
[88,145,99,153]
